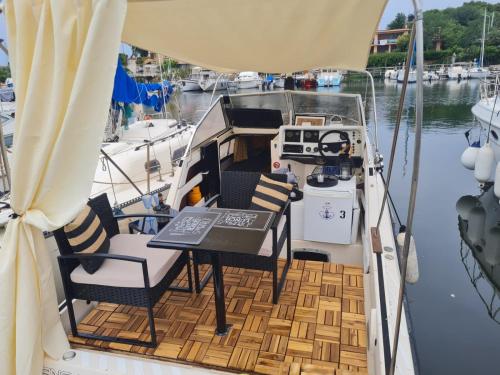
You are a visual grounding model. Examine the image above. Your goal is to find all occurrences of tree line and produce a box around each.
[369,1,500,67]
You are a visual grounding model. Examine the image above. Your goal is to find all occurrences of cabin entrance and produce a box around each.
[222,134,275,173]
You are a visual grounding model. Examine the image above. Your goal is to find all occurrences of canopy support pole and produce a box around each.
[376,24,416,230]
[388,1,423,374]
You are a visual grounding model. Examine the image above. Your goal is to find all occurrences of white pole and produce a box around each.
[481,8,487,68]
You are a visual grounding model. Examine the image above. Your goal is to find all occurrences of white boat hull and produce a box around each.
[472,97,500,162]
[237,79,261,89]
[199,79,229,92]
[469,69,490,79]
[180,79,202,91]
[397,70,416,83]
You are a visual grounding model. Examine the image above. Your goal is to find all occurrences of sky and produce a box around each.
[0,1,497,66]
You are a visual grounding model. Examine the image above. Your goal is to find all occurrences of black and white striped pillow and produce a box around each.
[64,204,110,274]
[250,175,292,212]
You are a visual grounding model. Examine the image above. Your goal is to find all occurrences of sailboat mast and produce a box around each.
[480,8,487,68]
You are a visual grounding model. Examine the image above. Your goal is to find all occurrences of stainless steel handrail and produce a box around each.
[388,0,424,373]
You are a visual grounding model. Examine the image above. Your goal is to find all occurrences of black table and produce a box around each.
[147,207,275,336]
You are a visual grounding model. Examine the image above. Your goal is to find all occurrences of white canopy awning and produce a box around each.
[123,0,388,73]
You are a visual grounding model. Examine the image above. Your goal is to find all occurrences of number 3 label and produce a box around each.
[340,210,346,219]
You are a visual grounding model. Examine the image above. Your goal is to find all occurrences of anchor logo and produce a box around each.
[319,202,334,220]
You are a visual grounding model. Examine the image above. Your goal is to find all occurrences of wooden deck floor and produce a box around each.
[70,259,367,375]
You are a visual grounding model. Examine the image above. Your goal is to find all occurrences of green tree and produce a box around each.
[388,12,406,29]
[487,28,500,47]
[118,53,128,66]
[0,66,11,83]
[396,34,410,52]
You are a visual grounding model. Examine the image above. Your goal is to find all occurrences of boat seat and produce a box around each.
[70,234,182,288]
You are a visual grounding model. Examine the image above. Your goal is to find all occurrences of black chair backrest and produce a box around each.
[87,193,120,238]
[53,193,119,272]
[219,171,287,209]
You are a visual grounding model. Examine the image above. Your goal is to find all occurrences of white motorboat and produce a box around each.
[389,69,399,80]
[437,65,448,79]
[317,68,341,87]
[330,70,343,86]
[423,71,439,81]
[180,67,228,92]
[397,68,416,83]
[273,75,285,88]
[461,75,500,199]
[384,68,395,79]
[471,75,500,159]
[317,68,330,87]
[235,71,261,89]
[469,66,490,79]
[447,63,470,80]
[0,1,427,375]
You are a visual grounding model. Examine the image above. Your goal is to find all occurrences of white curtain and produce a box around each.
[0,1,126,374]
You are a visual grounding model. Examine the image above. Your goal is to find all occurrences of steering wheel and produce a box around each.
[318,130,351,157]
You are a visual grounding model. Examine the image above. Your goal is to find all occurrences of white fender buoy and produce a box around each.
[397,231,419,284]
[494,162,500,199]
[460,146,479,170]
[484,226,500,266]
[455,195,480,220]
[474,143,495,183]
[467,206,486,245]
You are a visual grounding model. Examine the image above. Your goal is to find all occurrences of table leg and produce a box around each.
[211,252,229,336]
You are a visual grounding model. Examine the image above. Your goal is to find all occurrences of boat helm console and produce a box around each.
[278,125,363,167]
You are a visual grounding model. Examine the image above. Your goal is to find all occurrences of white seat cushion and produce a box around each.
[70,234,182,288]
[258,216,287,257]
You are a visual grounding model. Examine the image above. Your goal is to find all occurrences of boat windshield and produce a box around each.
[229,91,362,126]
[229,92,290,124]
[290,92,361,125]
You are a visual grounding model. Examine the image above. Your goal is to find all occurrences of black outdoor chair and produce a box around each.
[54,193,193,348]
[192,171,291,304]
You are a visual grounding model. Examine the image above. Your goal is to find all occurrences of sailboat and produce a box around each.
[469,8,492,79]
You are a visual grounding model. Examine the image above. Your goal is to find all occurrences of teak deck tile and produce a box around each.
[70,259,368,374]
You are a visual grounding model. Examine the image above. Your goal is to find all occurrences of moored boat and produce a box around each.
[235,71,261,89]
[397,68,416,83]
[180,67,228,92]
[0,2,426,375]
[461,75,500,200]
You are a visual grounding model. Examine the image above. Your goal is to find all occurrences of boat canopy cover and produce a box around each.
[112,60,173,111]
[123,0,388,72]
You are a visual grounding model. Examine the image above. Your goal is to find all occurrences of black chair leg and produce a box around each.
[272,259,279,304]
[66,297,79,337]
[147,298,157,347]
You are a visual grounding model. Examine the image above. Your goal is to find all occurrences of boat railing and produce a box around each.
[479,74,500,100]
